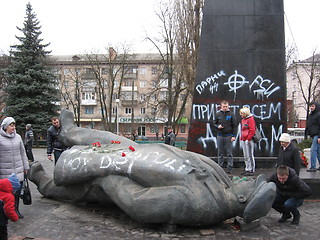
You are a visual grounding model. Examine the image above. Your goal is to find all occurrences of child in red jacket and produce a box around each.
[0,173,20,240]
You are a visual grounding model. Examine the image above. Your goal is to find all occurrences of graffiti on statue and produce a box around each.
[28,109,276,227]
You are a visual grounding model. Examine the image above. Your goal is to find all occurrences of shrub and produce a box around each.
[296,138,312,152]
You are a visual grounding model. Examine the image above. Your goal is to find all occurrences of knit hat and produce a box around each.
[1,117,16,130]
[8,173,21,193]
[26,124,32,129]
[279,133,291,143]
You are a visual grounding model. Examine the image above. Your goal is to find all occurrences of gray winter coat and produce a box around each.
[0,128,29,181]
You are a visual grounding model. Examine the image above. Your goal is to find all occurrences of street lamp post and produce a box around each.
[116,99,120,135]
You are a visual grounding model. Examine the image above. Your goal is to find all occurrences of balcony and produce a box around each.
[122,86,137,91]
[123,73,137,79]
[121,99,138,106]
[81,99,97,105]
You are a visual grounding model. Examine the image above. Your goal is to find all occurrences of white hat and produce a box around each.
[279,133,291,142]
[1,117,16,130]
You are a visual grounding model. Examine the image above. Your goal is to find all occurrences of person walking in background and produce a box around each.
[24,124,34,162]
[47,117,67,165]
[268,165,312,225]
[0,173,21,240]
[164,126,175,146]
[213,100,237,173]
[277,133,301,176]
[239,107,256,176]
[306,102,320,172]
[0,117,29,219]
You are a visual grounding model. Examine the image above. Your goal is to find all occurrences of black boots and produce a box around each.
[291,212,300,225]
[278,211,300,225]
[14,194,24,219]
[278,212,292,223]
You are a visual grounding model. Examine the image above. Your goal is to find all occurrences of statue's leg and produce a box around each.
[28,162,71,200]
[100,175,214,225]
[242,174,277,223]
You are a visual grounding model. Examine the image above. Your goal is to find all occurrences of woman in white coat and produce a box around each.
[0,117,29,218]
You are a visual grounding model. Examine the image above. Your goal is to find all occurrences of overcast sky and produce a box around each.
[0,0,319,60]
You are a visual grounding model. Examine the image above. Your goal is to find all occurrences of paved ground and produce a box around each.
[8,148,320,240]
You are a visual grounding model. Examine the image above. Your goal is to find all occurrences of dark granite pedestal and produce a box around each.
[300,170,320,199]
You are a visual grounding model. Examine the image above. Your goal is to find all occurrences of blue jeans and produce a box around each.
[54,150,64,165]
[217,135,233,170]
[310,135,320,169]
[272,194,303,216]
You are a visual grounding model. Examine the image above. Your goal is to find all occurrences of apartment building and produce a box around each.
[286,54,320,128]
[50,53,191,141]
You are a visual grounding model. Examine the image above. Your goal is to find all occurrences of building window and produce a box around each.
[140,94,146,101]
[63,68,70,75]
[112,107,117,115]
[151,81,157,88]
[124,80,133,86]
[63,80,69,88]
[125,107,132,114]
[150,125,159,134]
[151,107,157,115]
[123,92,133,100]
[124,125,132,133]
[139,68,146,74]
[150,94,157,101]
[102,68,108,75]
[140,80,146,88]
[140,108,146,114]
[85,107,94,114]
[181,124,186,133]
[82,92,95,100]
[160,92,168,100]
[152,67,158,75]
[160,79,168,87]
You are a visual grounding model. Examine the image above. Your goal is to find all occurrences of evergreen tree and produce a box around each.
[4,3,59,137]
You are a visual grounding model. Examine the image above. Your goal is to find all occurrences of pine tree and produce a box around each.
[4,3,60,137]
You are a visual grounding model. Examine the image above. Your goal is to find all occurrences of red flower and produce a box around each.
[129,146,135,152]
[122,152,126,157]
[300,152,308,167]
[92,142,101,147]
[111,140,121,144]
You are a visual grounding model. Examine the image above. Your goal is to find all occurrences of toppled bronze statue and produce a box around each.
[29,109,276,226]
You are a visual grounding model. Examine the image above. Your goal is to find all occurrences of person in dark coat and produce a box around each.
[277,133,301,175]
[268,165,312,225]
[213,100,237,173]
[306,102,320,172]
[47,117,67,165]
[164,126,175,146]
[24,124,34,162]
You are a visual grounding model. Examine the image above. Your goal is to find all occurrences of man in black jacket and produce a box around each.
[47,117,67,165]
[268,165,312,225]
[24,124,34,162]
[213,100,237,173]
[277,133,301,175]
[306,102,320,172]
[164,126,175,146]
